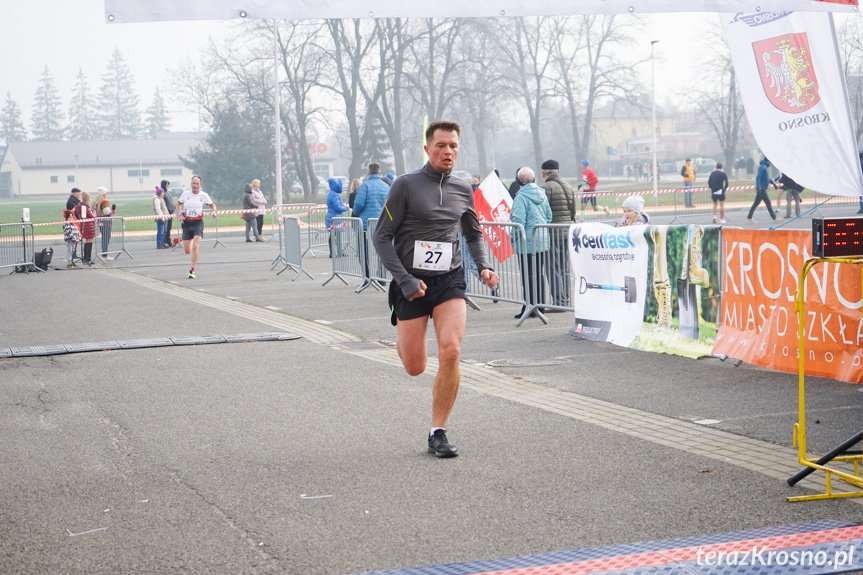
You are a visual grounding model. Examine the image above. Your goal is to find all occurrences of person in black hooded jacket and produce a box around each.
[507,167,525,199]
[160,179,175,247]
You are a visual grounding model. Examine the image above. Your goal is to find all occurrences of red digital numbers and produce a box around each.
[813,217,863,257]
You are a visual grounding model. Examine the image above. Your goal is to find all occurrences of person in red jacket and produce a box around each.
[73,191,96,265]
[580,159,599,211]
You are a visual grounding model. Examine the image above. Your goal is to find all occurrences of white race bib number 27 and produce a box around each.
[413,240,453,272]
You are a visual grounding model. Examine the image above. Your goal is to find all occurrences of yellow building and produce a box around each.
[589,100,676,164]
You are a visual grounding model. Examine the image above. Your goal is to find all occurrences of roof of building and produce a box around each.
[5,137,204,168]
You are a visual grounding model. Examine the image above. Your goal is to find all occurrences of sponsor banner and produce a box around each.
[474,171,514,262]
[722,11,863,198]
[568,223,722,358]
[105,0,858,23]
[714,228,863,383]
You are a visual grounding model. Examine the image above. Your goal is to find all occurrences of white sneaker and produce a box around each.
[746,218,757,224]
[774,215,784,221]
[712,216,717,223]
[719,218,727,224]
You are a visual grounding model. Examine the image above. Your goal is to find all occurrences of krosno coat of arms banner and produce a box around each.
[723,11,863,198]
[754,33,821,114]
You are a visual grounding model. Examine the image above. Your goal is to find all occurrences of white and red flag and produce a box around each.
[722,11,863,198]
[473,171,515,262]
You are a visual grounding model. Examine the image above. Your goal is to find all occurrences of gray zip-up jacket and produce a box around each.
[373,163,492,299]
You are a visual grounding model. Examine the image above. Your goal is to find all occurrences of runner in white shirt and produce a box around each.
[176,175,217,279]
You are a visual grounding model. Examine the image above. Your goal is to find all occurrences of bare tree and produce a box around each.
[492,17,557,168]
[175,21,328,202]
[362,18,412,175]
[839,18,863,147]
[404,19,466,122]
[271,20,329,200]
[324,19,380,180]
[455,19,513,176]
[553,15,647,163]
[685,52,746,169]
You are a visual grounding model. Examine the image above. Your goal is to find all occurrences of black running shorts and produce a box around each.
[388,267,466,326]
[182,219,205,240]
[711,189,726,202]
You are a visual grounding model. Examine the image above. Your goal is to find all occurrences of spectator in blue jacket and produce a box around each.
[326,177,350,258]
[510,166,552,319]
[747,157,782,224]
[353,162,390,282]
[353,162,389,230]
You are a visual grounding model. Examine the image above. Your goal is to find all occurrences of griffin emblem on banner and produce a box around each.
[754,33,820,113]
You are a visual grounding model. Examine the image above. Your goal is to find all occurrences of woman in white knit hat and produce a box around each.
[618,195,649,227]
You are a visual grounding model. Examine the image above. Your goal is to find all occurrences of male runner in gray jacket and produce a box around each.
[373,120,499,458]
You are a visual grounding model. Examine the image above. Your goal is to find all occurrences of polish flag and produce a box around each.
[473,171,514,262]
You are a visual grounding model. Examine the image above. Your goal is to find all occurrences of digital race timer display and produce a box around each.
[812,217,863,258]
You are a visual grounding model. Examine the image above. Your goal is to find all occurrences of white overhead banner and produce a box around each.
[722,11,863,198]
[104,0,858,23]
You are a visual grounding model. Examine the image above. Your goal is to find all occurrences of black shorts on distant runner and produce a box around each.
[388,266,466,326]
[711,189,726,202]
[182,218,205,240]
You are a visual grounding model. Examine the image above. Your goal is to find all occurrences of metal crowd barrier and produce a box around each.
[670,186,713,223]
[529,223,575,320]
[322,217,370,292]
[302,207,329,257]
[463,222,530,319]
[814,192,863,211]
[201,214,225,248]
[274,217,313,280]
[0,222,37,273]
[268,203,319,243]
[576,191,618,224]
[365,218,391,291]
[95,217,133,263]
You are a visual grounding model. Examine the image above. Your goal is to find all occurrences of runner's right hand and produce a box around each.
[408,280,428,301]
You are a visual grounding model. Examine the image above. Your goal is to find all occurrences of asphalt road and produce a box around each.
[2,199,862,574]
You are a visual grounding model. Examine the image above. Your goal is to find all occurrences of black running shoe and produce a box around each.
[428,429,458,458]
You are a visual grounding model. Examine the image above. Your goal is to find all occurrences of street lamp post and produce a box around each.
[651,40,659,206]
[74,154,79,186]
[273,20,283,207]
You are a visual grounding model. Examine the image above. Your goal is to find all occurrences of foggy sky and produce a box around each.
[2,3,855,135]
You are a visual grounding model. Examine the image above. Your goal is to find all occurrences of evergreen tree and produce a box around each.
[181,102,273,205]
[0,93,27,144]
[144,87,171,137]
[67,68,98,141]
[362,113,392,170]
[31,66,64,141]
[97,47,141,139]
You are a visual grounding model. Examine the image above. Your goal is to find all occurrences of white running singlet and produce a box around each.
[178,190,213,219]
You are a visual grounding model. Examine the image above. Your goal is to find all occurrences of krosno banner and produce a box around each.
[714,228,863,383]
[104,0,858,23]
[722,10,863,198]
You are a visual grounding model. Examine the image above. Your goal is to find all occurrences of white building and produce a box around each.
[0,136,203,198]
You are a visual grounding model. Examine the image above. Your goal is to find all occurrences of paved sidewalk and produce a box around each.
[2,225,863,574]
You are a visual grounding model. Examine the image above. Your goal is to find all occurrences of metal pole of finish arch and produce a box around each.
[272,20,283,208]
[788,256,863,502]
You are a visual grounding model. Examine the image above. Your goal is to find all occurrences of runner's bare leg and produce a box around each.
[430,298,466,428]
[396,316,429,376]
